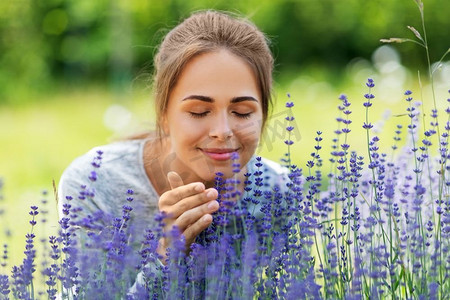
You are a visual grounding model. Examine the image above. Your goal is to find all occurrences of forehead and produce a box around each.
[168,49,261,105]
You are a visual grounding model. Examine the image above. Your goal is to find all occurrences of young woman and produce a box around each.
[58,10,289,262]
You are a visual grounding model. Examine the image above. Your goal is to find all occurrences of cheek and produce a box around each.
[169,118,206,149]
[235,117,263,146]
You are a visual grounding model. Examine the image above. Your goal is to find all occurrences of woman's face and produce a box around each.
[162,49,263,183]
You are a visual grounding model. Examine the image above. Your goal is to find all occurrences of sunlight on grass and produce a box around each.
[0,87,154,267]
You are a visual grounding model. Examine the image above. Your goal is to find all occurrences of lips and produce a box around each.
[200,148,238,161]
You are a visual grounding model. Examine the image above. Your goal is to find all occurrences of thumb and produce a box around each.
[167,171,184,189]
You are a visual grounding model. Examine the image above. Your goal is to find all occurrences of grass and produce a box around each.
[0,86,151,267]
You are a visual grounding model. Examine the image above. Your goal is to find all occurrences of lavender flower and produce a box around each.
[2,30,450,298]
[0,274,10,298]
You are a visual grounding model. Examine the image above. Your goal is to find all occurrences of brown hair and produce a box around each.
[153,10,274,138]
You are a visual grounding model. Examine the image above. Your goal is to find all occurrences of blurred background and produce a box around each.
[0,0,449,273]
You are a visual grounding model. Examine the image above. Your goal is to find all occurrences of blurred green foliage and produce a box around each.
[1,0,449,104]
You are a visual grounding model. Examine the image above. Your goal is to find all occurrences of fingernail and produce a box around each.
[195,184,203,192]
[203,214,212,223]
[206,190,216,198]
[208,201,218,211]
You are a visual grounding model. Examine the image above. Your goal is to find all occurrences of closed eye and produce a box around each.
[189,111,210,118]
[233,112,252,119]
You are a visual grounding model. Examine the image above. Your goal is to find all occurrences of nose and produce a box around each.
[209,113,233,140]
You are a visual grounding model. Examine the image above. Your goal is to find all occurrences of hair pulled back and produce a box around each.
[153,10,274,137]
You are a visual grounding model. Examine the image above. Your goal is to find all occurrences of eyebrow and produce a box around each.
[181,95,259,103]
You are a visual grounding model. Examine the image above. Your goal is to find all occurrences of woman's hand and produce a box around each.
[157,171,219,262]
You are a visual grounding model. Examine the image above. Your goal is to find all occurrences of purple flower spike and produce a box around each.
[231,151,239,161]
[88,171,97,182]
[0,275,9,297]
[366,78,375,88]
[364,93,375,99]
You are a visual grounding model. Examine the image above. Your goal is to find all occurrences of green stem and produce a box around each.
[364,85,377,292]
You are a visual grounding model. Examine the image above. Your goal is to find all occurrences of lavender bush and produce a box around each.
[1,1,449,299]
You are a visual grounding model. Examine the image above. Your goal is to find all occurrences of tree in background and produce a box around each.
[0,0,448,103]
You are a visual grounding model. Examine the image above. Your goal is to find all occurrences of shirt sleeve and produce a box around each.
[58,144,165,296]
[58,152,101,220]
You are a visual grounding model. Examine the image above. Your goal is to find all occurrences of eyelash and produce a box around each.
[189,111,210,118]
[189,111,252,119]
[234,112,252,119]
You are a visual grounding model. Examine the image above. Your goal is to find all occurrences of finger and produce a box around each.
[183,213,213,245]
[159,182,209,207]
[173,188,218,215]
[161,188,218,217]
[167,171,184,189]
[174,200,219,231]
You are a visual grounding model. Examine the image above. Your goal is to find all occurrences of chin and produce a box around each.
[213,168,238,180]
[198,166,235,182]
[194,154,249,182]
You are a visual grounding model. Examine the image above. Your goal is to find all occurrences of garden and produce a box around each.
[0,0,449,299]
